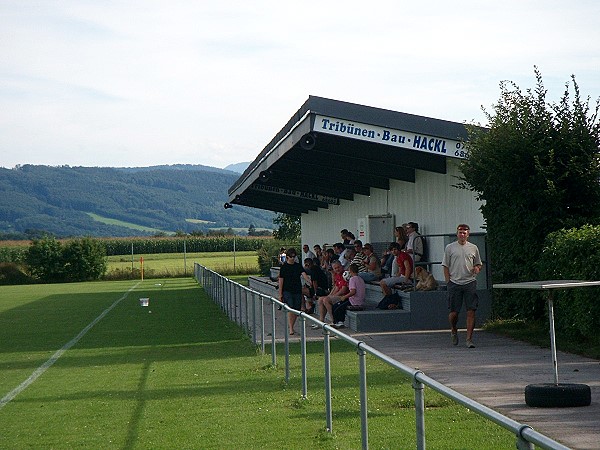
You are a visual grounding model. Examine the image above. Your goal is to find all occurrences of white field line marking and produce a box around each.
[0,282,141,410]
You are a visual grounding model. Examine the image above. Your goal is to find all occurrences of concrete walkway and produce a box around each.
[355,329,600,450]
[272,309,600,450]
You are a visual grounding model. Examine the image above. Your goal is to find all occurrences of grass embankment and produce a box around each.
[0,279,515,449]
[484,318,600,360]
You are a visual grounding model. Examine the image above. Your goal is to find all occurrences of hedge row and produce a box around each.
[537,225,600,341]
[0,247,27,264]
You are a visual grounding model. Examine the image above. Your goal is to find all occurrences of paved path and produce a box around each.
[354,329,600,450]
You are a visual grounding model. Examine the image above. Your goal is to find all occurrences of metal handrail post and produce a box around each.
[300,314,307,399]
[237,284,242,326]
[284,308,290,383]
[215,274,219,303]
[218,273,222,305]
[231,282,236,322]
[251,291,257,344]
[226,279,230,316]
[516,426,535,450]
[240,285,245,330]
[357,344,369,450]
[413,371,426,450]
[234,284,239,325]
[260,294,265,354]
[271,301,277,366]
[323,327,333,432]
[245,289,250,335]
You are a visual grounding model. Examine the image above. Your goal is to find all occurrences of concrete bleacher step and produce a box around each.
[248,275,492,333]
[346,308,411,332]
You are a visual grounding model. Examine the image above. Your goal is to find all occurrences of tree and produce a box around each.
[459,69,600,318]
[247,224,257,236]
[272,213,301,241]
[63,237,107,281]
[25,236,107,282]
[25,236,65,282]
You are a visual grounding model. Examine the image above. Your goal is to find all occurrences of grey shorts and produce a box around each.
[447,280,478,312]
[283,291,303,310]
[381,275,407,287]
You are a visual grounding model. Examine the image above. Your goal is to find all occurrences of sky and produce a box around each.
[1,0,599,170]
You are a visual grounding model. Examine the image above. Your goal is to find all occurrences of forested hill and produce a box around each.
[0,164,274,238]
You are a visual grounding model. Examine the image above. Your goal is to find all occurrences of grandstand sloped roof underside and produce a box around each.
[227,96,469,215]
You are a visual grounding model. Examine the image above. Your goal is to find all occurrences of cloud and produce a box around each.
[1,0,599,169]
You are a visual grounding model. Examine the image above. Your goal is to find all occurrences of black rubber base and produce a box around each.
[525,383,591,407]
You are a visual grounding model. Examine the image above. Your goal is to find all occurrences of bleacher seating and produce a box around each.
[248,275,492,333]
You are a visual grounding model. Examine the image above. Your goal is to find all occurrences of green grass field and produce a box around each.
[106,251,259,278]
[0,278,515,449]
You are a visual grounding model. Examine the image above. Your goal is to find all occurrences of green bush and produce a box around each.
[0,246,28,264]
[538,225,600,340]
[0,262,31,285]
[459,70,600,320]
[257,240,298,276]
[25,236,65,282]
[63,237,108,281]
[25,236,107,283]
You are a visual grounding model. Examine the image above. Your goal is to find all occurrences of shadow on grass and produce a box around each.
[0,283,247,354]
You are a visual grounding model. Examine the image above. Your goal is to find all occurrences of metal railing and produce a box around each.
[194,263,568,450]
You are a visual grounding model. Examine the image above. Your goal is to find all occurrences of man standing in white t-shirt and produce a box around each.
[405,222,424,262]
[442,224,482,349]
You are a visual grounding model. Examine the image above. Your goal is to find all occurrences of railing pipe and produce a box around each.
[300,314,307,399]
[323,327,333,432]
[413,371,426,450]
[270,300,277,367]
[284,305,290,383]
[357,344,369,450]
[194,263,569,450]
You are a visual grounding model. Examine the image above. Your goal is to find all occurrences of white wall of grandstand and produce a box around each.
[300,158,485,281]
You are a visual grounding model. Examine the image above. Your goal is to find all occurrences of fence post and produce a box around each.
[516,426,535,450]
[323,328,333,432]
[284,309,290,383]
[260,294,265,354]
[357,344,369,450]
[245,288,250,335]
[251,291,257,344]
[413,371,426,450]
[270,301,277,367]
[300,314,307,399]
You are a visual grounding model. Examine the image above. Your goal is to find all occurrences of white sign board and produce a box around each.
[314,115,468,159]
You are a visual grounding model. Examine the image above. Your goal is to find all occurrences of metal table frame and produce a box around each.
[493,280,600,384]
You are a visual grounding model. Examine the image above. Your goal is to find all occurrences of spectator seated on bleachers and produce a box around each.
[333,242,350,268]
[359,243,381,282]
[379,243,413,297]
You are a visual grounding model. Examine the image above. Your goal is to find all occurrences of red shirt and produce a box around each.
[333,272,348,290]
[395,251,413,277]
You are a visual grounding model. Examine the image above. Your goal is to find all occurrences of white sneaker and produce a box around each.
[333,321,345,328]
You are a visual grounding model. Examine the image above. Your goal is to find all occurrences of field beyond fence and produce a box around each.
[105,251,260,279]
